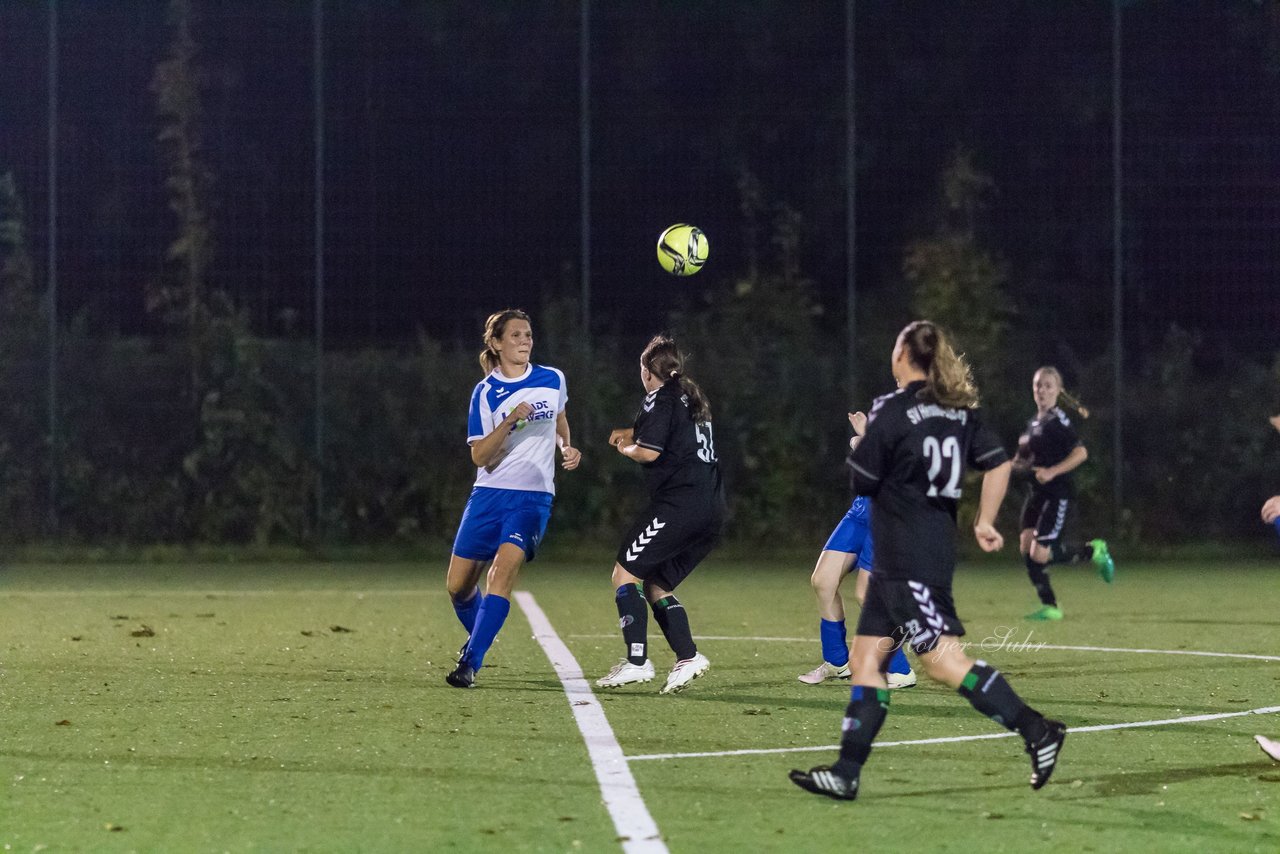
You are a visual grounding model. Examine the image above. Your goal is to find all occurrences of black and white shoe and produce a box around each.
[1026,719,1067,789]
[446,662,476,689]
[788,765,859,801]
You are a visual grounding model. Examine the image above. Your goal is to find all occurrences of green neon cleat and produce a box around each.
[1025,605,1064,621]
[1090,539,1115,584]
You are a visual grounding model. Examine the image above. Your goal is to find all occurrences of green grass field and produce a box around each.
[3,557,1279,853]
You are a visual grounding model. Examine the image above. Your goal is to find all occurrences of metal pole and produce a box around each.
[579,0,591,338]
[1111,0,1124,526]
[313,0,326,535]
[845,0,857,405]
[46,0,59,535]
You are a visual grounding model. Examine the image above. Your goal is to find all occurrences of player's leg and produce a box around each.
[446,555,487,634]
[597,504,694,688]
[446,543,525,688]
[918,637,1066,790]
[790,575,901,800]
[648,522,720,694]
[853,560,915,688]
[596,562,656,688]
[799,549,856,683]
[801,502,865,684]
[448,495,550,688]
[1039,498,1116,582]
[1024,494,1064,622]
[447,488,501,635]
[789,633,894,800]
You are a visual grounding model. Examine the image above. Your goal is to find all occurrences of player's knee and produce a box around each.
[810,568,838,598]
[920,643,972,688]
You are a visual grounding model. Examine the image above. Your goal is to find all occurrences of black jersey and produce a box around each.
[848,380,1009,585]
[1020,407,1081,499]
[632,379,723,502]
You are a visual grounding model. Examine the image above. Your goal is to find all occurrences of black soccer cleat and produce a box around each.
[456,639,470,663]
[1026,719,1067,789]
[788,765,859,801]
[446,662,476,689]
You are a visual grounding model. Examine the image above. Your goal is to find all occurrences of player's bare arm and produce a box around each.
[974,460,1011,552]
[556,410,581,470]
[470,401,532,468]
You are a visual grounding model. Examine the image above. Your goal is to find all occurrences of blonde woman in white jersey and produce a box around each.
[445,309,580,688]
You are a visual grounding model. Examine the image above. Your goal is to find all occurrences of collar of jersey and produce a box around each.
[491,364,533,384]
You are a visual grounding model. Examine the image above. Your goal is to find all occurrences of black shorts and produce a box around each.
[1020,492,1069,545]
[615,499,723,592]
[856,576,966,655]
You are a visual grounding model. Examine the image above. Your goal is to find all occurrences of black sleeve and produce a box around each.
[968,417,1010,472]
[848,398,898,496]
[633,390,673,452]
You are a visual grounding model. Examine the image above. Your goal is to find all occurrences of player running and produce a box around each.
[790,320,1067,801]
[1014,366,1115,621]
[445,309,581,689]
[798,409,915,689]
[595,335,725,694]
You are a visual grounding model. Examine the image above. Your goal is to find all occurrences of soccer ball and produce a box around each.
[656,223,709,276]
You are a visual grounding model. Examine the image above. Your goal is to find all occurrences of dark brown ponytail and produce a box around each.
[641,334,712,424]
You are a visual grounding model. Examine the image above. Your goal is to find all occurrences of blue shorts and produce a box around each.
[822,496,874,572]
[452,487,553,562]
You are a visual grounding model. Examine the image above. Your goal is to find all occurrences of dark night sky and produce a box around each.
[1,1,1277,359]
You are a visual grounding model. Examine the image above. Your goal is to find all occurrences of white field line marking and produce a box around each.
[627,705,1280,762]
[513,591,667,854]
[569,634,1280,664]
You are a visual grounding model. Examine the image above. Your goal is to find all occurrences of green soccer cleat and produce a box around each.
[1090,539,1115,584]
[1025,605,1064,621]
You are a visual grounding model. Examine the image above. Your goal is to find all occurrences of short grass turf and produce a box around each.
[2,558,1278,853]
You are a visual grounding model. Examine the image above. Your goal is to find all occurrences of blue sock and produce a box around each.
[452,589,484,634]
[819,619,849,666]
[465,594,510,670]
[888,646,912,675]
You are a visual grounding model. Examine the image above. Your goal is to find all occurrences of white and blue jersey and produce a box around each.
[454,363,567,561]
[467,363,567,495]
[823,495,875,572]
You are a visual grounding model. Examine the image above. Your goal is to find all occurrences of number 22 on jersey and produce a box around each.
[923,435,962,498]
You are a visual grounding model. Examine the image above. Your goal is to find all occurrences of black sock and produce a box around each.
[832,685,890,779]
[615,584,649,665]
[652,596,697,661]
[1024,555,1057,606]
[958,661,1044,738]
[1048,542,1093,565]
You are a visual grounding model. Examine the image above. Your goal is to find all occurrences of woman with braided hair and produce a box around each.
[1013,366,1116,621]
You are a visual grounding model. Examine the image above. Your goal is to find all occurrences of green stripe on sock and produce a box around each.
[961,671,979,691]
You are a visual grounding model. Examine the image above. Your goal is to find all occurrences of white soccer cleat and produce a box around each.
[886,669,918,689]
[798,661,851,684]
[660,652,711,694]
[596,659,655,688]
[1257,735,1280,761]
